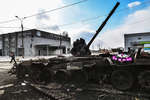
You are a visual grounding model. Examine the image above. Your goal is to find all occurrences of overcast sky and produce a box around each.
[0,0,149,49]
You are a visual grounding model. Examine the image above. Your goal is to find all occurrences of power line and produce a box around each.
[1,10,149,31]
[117,0,150,12]
[59,15,105,27]
[38,15,150,35]
[0,19,18,24]
[0,26,31,30]
[0,0,88,24]
[25,0,88,18]
[0,0,149,28]
[0,27,20,28]
[124,17,150,26]
[58,0,150,27]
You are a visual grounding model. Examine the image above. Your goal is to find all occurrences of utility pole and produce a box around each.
[15,16,26,58]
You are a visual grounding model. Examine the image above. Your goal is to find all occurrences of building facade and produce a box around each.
[0,29,71,56]
[124,32,150,53]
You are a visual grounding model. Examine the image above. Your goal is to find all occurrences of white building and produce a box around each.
[124,32,150,53]
[0,29,71,56]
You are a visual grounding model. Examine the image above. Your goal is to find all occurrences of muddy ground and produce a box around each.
[0,68,51,100]
[0,67,150,100]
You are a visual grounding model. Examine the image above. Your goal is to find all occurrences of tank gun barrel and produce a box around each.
[87,2,120,48]
[71,2,120,56]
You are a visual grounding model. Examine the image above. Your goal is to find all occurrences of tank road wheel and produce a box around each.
[111,70,134,91]
[54,70,68,83]
[39,68,54,83]
[138,71,150,89]
[71,70,88,84]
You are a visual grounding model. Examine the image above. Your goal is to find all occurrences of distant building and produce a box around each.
[124,32,150,53]
[0,29,71,56]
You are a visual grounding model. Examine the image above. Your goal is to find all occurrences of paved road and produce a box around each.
[0,62,14,71]
[0,62,16,86]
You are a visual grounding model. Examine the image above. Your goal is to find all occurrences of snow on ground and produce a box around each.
[0,54,72,62]
[0,54,73,70]
[20,54,72,61]
[0,63,13,70]
[0,56,57,70]
[0,56,56,62]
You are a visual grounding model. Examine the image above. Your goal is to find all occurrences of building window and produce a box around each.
[36,31,41,37]
[67,48,70,53]
[63,47,66,54]
[138,37,141,40]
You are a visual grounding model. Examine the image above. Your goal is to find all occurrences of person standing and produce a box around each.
[10,52,16,64]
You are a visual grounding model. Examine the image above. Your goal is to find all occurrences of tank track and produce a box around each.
[29,82,150,100]
[30,84,73,100]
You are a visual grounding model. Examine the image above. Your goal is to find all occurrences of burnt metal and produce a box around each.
[8,1,150,94]
[9,45,150,92]
[71,38,91,56]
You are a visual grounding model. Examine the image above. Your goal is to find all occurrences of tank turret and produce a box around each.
[71,2,120,56]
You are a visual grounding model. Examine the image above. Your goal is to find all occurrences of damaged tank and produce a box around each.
[9,2,150,91]
[109,48,150,90]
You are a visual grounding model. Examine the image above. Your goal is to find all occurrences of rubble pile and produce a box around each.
[0,82,51,100]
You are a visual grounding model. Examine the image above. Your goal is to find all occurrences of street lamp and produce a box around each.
[15,16,26,57]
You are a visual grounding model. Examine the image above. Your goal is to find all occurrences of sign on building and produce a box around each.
[144,44,150,53]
